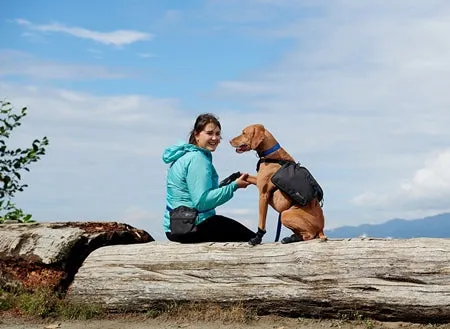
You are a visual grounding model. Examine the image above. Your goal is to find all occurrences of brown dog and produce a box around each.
[230,124,326,245]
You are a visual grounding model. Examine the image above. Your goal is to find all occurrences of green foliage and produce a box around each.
[57,299,104,320]
[16,288,57,317]
[0,99,49,223]
[0,289,14,311]
[0,287,104,319]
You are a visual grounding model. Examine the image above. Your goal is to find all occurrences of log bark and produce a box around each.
[0,222,153,291]
[67,238,450,323]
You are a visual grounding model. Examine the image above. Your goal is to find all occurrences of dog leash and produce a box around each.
[275,213,282,242]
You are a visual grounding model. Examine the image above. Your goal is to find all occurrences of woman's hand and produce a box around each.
[235,173,251,189]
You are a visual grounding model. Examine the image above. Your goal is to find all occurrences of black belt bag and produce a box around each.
[169,206,198,235]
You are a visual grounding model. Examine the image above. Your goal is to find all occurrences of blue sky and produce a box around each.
[2,0,450,241]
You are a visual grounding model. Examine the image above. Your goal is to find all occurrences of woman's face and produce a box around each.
[195,123,221,152]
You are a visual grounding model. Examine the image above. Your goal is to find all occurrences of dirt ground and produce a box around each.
[1,314,449,329]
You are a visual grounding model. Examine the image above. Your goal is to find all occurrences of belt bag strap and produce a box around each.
[166,205,212,213]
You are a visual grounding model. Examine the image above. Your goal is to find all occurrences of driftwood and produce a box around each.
[67,238,450,323]
[0,222,153,291]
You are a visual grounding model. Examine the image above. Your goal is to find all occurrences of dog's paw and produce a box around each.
[248,227,266,246]
[318,233,328,242]
[280,234,303,244]
[248,236,262,246]
[319,236,328,242]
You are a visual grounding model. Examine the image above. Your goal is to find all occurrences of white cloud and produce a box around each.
[0,50,131,80]
[87,48,103,59]
[14,19,152,46]
[401,151,450,197]
[220,208,254,216]
[353,150,450,213]
[164,10,182,23]
[138,53,155,58]
[121,207,166,240]
[15,18,31,26]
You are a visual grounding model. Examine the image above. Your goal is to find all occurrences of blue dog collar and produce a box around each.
[258,143,281,157]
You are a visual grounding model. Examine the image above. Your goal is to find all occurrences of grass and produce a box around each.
[1,288,257,323]
[144,301,257,324]
[0,287,104,320]
[2,290,449,328]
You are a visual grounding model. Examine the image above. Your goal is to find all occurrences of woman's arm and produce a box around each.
[186,155,237,212]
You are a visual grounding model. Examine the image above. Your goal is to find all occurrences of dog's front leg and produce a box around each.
[248,192,269,246]
[245,174,257,185]
[257,193,270,231]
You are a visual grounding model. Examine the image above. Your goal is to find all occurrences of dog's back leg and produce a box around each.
[317,230,328,242]
[280,204,326,242]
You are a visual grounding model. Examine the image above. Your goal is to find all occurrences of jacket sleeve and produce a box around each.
[186,154,238,212]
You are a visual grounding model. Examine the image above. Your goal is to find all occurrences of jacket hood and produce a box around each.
[162,142,210,164]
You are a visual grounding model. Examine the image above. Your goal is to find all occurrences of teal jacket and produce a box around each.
[162,143,238,232]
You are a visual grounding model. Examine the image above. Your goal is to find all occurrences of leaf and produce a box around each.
[23,214,32,222]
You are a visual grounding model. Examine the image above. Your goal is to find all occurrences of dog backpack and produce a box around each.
[270,162,323,207]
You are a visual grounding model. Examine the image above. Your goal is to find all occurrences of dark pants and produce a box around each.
[166,215,256,243]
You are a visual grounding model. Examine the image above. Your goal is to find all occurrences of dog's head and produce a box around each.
[230,124,266,153]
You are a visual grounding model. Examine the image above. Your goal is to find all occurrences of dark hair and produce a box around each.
[188,113,222,145]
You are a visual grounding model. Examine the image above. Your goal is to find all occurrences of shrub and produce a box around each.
[0,100,49,223]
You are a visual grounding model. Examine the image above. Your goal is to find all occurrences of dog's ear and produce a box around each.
[250,125,265,150]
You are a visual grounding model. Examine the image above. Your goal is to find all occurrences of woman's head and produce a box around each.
[189,113,222,152]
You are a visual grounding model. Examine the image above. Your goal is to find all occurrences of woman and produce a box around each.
[162,113,257,243]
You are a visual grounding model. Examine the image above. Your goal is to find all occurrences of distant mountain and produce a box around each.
[325,213,450,238]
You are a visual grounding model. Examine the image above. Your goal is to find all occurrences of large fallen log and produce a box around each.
[67,238,450,323]
[0,222,153,291]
